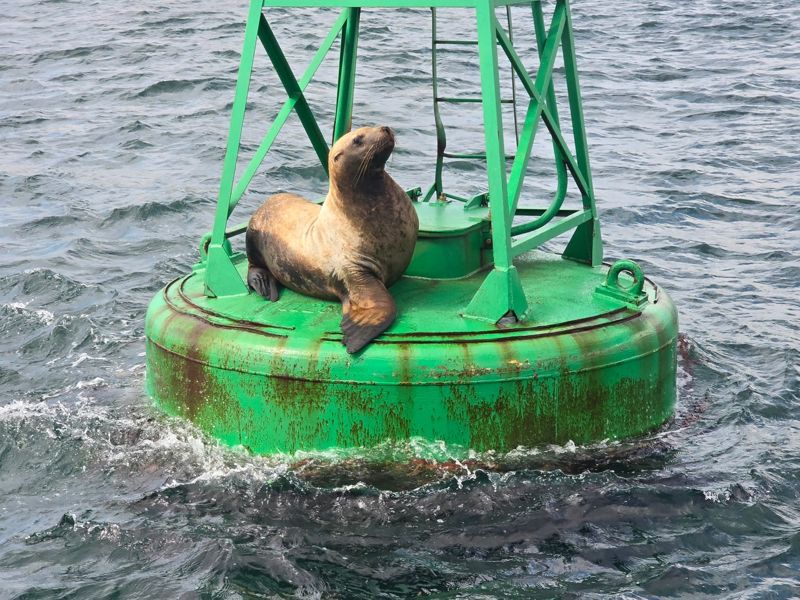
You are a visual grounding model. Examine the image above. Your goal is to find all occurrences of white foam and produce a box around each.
[75,377,106,389]
[0,399,64,420]
[3,301,55,325]
[38,377,107,401]
[70,353,110,368]
[22,268,62,280]
[550,439,577,454]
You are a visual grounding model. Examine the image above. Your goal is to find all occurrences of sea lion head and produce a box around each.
[329,126,395,192]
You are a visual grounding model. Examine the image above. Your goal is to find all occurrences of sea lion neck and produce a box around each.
[322,175,389,228]
[330,168,388,201]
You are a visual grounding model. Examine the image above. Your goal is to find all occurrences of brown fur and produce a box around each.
[245,126,419,353]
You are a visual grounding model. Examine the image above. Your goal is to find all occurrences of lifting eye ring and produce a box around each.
[605,260,645,297]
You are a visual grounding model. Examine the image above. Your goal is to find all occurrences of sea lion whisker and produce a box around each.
[354,159,366,185]
[355,146,376,185]
[359,146,376,175]
[352,156,366,185]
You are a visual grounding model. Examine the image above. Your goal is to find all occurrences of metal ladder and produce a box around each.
[426,6,520,203]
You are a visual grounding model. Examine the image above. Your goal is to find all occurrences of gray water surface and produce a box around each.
[1,0,799,597]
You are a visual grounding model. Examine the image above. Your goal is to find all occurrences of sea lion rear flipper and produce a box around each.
[340,275,396,354]
[247,265,280,301]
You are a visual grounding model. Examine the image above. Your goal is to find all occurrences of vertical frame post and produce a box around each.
[333,8,361,142]
[463,0,528,323]
[477,3,511,273]
[205,0,264,297]
[560,0,603,265]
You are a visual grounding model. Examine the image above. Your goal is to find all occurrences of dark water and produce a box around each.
[2,0,799,597]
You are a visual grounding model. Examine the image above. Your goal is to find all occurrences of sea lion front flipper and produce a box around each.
[247,265,280,301]
[340,274,397,354]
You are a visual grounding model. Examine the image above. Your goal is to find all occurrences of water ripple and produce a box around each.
[1,0,799,596]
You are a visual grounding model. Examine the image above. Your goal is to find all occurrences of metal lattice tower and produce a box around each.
[202,0,603,324]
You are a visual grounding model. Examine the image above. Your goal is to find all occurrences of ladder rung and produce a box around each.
[436,97,516,104]
[433,40,512,46]
[443,152,516,160]
[434,40,479,46]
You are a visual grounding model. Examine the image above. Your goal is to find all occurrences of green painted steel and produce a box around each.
[198,0,604,317]
[404,203,491,279]
[146,250,678,455]
[231,11,347,208]
[429,7,446,200]
[333,7,361,141]
[144,0,679,454]
[430,6,519,201]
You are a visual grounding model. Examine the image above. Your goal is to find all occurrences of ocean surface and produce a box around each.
[1,0,799,597]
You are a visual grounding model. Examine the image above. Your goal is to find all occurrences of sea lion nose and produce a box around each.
[381,126,394,136]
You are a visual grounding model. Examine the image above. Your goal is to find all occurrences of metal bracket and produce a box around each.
[595,260,648,308]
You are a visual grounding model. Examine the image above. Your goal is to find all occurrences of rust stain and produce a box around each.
[268,337,326,412]
[147,272,677,453]
[176,315,215,421]
[396,342,412,384]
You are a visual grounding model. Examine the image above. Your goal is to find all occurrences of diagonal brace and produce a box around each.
[258,15,330,168]
[496,2,565,215]
[495,10,591,201]
[227,10,348,216]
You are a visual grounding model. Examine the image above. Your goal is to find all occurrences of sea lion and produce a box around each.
[245,125,419,353]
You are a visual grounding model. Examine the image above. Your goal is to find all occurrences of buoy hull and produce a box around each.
[145,252,678,454]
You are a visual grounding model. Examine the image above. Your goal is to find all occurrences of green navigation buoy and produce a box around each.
[145,0,678,454]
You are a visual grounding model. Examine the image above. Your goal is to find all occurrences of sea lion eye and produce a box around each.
[353,135,364,146]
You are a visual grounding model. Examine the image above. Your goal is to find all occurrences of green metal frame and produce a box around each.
[202,0,603,325]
